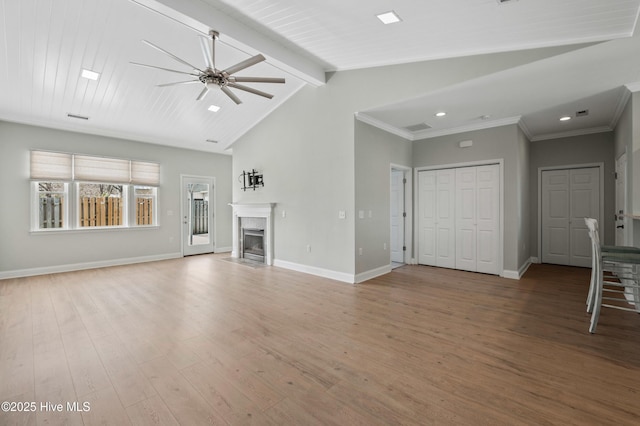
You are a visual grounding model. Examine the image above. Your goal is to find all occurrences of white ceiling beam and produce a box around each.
[129,0,326,86]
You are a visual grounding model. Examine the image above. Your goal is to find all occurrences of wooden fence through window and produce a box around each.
[81,197,123,227]
[40,197,153,227]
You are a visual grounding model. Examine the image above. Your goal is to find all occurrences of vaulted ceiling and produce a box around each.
[1,0,639,154]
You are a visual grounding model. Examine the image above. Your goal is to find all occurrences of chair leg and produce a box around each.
[589,261,604,333]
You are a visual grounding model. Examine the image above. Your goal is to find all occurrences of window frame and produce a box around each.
[30,150,160,233]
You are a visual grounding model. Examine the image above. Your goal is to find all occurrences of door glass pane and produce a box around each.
[187,183,209,246]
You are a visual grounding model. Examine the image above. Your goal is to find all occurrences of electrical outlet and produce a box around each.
[358,210,364,219]
[306,245,311,253]
[282,210,286,218]
[338,210,346,219]
[368,210,372,218]
[384,243,387,250]
[359,248,363,255]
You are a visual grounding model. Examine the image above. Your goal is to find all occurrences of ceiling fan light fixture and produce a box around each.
[560,116,572,121]
[376,11,402,25]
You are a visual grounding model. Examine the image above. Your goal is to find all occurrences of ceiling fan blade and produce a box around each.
[130,62,200,77]
[221,86,242,105]
[227,83,274,99]
[230,76,285,84]
[142,40,204,73]
[157,80,201,87]
[196,86,209,101]
[199,36,214,70]
[222,54,265,76]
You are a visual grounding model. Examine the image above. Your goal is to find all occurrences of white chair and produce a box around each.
[584,218,640,333]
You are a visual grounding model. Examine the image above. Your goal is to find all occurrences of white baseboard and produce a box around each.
[215,246,232,253]
[273,259,355,284]
[0,253,182,280]
[502,257,535,280]
[355,264,392,283]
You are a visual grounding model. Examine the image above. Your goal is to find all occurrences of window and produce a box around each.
[30,151,159,232]
[34,182,69,230]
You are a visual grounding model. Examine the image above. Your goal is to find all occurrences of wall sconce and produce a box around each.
[241,169,264,191]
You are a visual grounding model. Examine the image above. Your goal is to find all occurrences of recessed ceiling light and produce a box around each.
[435,112,446,117]
[376,11,402,25]
[208,105,221,112]
[81,69,100,81]
[560,116,572,121]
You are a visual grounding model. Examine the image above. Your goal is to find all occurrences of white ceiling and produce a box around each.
[1,0,640,153]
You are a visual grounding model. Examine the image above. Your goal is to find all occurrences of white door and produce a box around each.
[454,165,500,274]
[455,167,477,272]
[541,170,570,265]
[541,167,599,267]
[436,169,456,268]
[476,165,500,274]
[616,153,627,246]
[418,169,456,269]
[181,176,215,256]
[418,171,437,266]
[390,169,405,263]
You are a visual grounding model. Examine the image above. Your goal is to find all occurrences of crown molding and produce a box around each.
[517,119,533,141]
[530,125,612,142]
[624,81,640,92]
[354,112,414,141]
[610,87,632,130]
[414,116,522,140]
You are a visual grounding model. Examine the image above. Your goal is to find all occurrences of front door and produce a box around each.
[181,175,215,256]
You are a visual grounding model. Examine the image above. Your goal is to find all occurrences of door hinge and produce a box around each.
[403,178,407,184]
[403,212,406,217]
[402,246,406,251]
[615,172,618,179]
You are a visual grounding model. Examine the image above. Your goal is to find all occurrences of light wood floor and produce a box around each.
[2,255,640,425]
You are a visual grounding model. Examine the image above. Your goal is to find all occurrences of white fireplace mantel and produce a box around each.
[229,203,275,265]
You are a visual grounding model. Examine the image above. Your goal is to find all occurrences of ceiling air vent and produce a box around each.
[404,122,432,132]
[576,109,589,117]
[67,113,89,120]
[205,139,218,144]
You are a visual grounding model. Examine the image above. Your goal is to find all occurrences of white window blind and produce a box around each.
[74,155,131,183]
[30,151,72,180]
[30,151,160,185]
[131,161,160,185]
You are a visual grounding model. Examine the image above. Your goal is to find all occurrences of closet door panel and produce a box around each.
[436,169,456,269]
[476,165,500,275]
[418,171,437,266]
[456,167,477,272]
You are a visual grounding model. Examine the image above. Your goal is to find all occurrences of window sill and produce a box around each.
[30,225,160,235]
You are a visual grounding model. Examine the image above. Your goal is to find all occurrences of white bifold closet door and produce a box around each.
[455,165,500,274]
[418,169,456,268]
[418,164,499,275]
[541,167,599,267]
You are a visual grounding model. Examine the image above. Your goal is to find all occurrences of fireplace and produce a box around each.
[229,203,275,265]
[242,228,265,262]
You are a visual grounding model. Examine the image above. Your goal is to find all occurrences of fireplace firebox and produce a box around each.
[241,228,265,262]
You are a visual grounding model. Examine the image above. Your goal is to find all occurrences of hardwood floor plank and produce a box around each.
[81,386,132,426]
[139,356,227,425]
[91,333,157,406]
[1,256,640,424]
[125,395,180,426]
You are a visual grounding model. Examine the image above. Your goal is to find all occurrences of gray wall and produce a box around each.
[232,46,578,278]
[0,121,232,276]
[354,120,412,275]
[529,132,615,256]
[517,126,531,268]
[412,124,522,273]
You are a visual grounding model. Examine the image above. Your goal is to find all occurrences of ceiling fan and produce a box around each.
[131,30,285,105]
